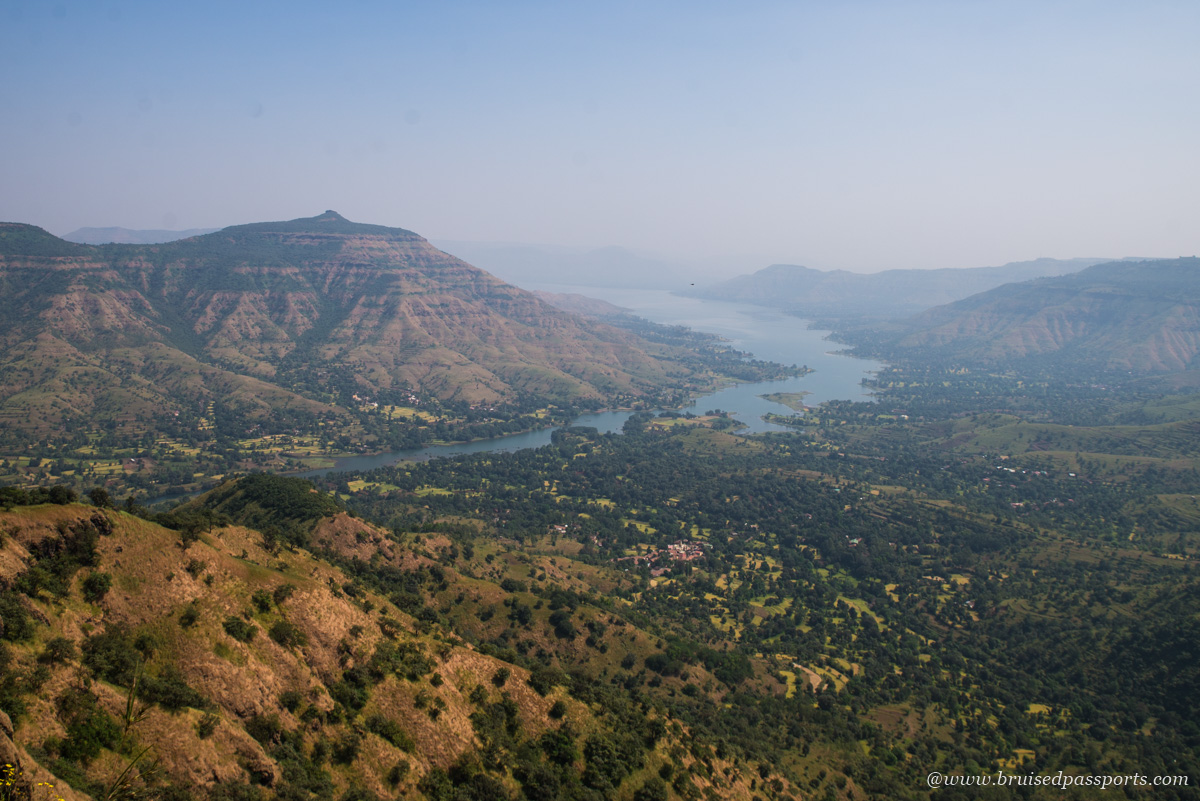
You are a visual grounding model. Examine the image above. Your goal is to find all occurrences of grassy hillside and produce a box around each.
[853,258,1200,378]
[0,482,800,801]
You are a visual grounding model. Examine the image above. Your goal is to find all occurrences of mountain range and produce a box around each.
[3,219,1199,801]
[686,257,1138,320]
[0,212,711,445]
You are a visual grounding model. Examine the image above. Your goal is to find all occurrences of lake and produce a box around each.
[296,289,884,477]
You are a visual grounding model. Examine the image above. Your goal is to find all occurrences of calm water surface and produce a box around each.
[297,289,883,477]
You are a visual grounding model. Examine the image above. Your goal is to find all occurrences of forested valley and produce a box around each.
[2,331,1199,800]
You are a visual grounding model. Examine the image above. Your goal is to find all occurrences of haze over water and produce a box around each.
[540,285,885,420]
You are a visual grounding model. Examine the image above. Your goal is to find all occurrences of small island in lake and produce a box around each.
[760,391,811,412]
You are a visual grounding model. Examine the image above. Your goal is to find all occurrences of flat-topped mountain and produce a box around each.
[856,257,1200,375]
[0,212,710,444]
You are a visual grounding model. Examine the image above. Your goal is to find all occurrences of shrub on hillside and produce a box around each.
[82,626,142,686]
[269,620,308,649]
[222,616,256,643]
[81,571,112,604]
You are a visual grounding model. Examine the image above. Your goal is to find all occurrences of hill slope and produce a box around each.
[0,212,725,446]
[0,478,797,800]
[860,257,1200,375]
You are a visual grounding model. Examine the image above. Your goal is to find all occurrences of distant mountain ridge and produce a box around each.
[855,257,1200,375]
[0,211,709,443]
[686,257,1138,320]
[61,226,220,244]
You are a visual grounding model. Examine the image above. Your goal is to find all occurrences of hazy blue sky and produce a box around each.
[3,0,1197,272]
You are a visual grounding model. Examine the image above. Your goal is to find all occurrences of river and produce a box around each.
[295,289,883,478]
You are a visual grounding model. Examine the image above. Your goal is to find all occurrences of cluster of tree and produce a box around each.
[317,382,1200,796]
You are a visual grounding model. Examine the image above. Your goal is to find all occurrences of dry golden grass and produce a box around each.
[0,499,809,799]
[0,505,470,790]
